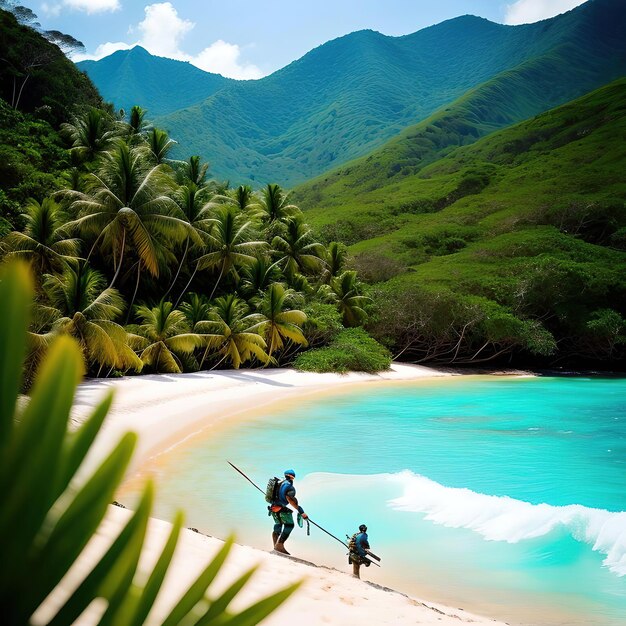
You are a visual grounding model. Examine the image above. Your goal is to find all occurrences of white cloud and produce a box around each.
[63,0,120,13]
[505,0,587,25]
[137,2,193,58]
[41,2,62,17]
[73,40,131,62]
[193,40,263,80]
[74,2,264,79]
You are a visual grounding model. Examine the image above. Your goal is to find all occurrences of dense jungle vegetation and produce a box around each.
[0,101,379,379]
[296,80,626,367]
[2,2,625,371]
[0,8,383,380]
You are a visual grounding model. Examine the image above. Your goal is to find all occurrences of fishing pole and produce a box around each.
[227,461,380,566]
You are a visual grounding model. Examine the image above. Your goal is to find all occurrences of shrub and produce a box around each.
[294,327,391,373]
[351,252,407,283]
[301,301,344,348]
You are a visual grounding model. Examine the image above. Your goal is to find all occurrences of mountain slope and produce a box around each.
[302,80,626,364]
[0,8,102,229]
[293,33,623,210]
[150,0,626,186]
[0,9,102,124]
[77,46,233,117]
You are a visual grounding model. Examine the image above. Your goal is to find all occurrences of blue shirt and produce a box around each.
[355,532,370,557]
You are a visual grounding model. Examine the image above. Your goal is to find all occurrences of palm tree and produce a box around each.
[60,107,118,163]
[133,301,206,373]
[65,140,190,288]
[321,241,348,283]
[175,155,209,187]
[230,184,262,218]
[195,204,267,300]
[196,294,269,369]
[1,197,81,275]
[238,256,283,301]
[326,270,371,327]
[271,217,326,279]
[180,292,211,329]
[144,128,177,165]
[258,184,301,228]
[40,264,142,373]
[254,283,308,360]
[121,105,151,144]
[165,182,213,302]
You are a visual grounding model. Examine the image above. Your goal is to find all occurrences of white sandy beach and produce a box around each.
[41,364,510,625]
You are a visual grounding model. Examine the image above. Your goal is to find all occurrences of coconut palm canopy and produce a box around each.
[1,105,374,379]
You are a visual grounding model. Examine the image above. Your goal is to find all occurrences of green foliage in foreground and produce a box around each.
[0,260,300,624]
[298,80,626,366]
[294,327,391,373]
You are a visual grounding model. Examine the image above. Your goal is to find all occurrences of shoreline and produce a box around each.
[60,364,520,625]
[73,363,533,475]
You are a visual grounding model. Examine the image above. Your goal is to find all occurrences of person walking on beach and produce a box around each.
[269,469,307,555]
[348,524,371,579]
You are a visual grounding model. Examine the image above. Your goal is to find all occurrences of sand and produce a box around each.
[39,365,510,625]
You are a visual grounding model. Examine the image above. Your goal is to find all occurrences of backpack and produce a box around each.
[264,477,282,503]
[347,533,358,553]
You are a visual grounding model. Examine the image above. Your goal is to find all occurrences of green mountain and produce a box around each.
[140,0,626,186]
[299,80,626,365]
[77,46,233,117]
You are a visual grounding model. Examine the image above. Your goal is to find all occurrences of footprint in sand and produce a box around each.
[339,596,354,606]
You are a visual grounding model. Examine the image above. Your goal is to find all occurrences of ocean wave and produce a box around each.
[304,471,626,576]
[385,470,626,577]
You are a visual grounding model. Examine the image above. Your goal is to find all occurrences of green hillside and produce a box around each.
[0,9,101,124]
[300,80,626,365]
[77,46,233,117]
[0,8,102,230]
[148,0,626,186]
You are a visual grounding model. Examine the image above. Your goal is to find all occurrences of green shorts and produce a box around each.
[271,509,294,525]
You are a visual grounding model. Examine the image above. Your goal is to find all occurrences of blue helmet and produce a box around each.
[284,469,296,478]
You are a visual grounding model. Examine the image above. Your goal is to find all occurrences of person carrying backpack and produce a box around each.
[348,524,371,578]
[268,469,307,554]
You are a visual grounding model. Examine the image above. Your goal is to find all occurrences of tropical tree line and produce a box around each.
[0,105,373,381]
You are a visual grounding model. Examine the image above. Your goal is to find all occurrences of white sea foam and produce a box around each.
[303,471,626,577]
[384,470,626,577]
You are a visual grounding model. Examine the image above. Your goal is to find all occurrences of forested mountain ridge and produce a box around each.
[299,79,626,365]
[78,0,626,186]
[77,46,233,117]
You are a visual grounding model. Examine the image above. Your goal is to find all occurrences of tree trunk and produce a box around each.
[108,228,126,289]
[173,260,198,309]
[163,236,189,301]
[14,73,30,110]
[208,260,226,301]
[125,261,142,324]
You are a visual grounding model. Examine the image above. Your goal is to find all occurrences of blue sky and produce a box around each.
[34,0,588,78]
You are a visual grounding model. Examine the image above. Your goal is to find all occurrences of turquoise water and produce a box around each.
[121,376,626,625]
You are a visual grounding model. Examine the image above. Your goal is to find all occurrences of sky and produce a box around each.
[31,0,590,79]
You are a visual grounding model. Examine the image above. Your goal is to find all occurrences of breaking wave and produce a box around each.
[388,470,626,576]
[306,471,626,576]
